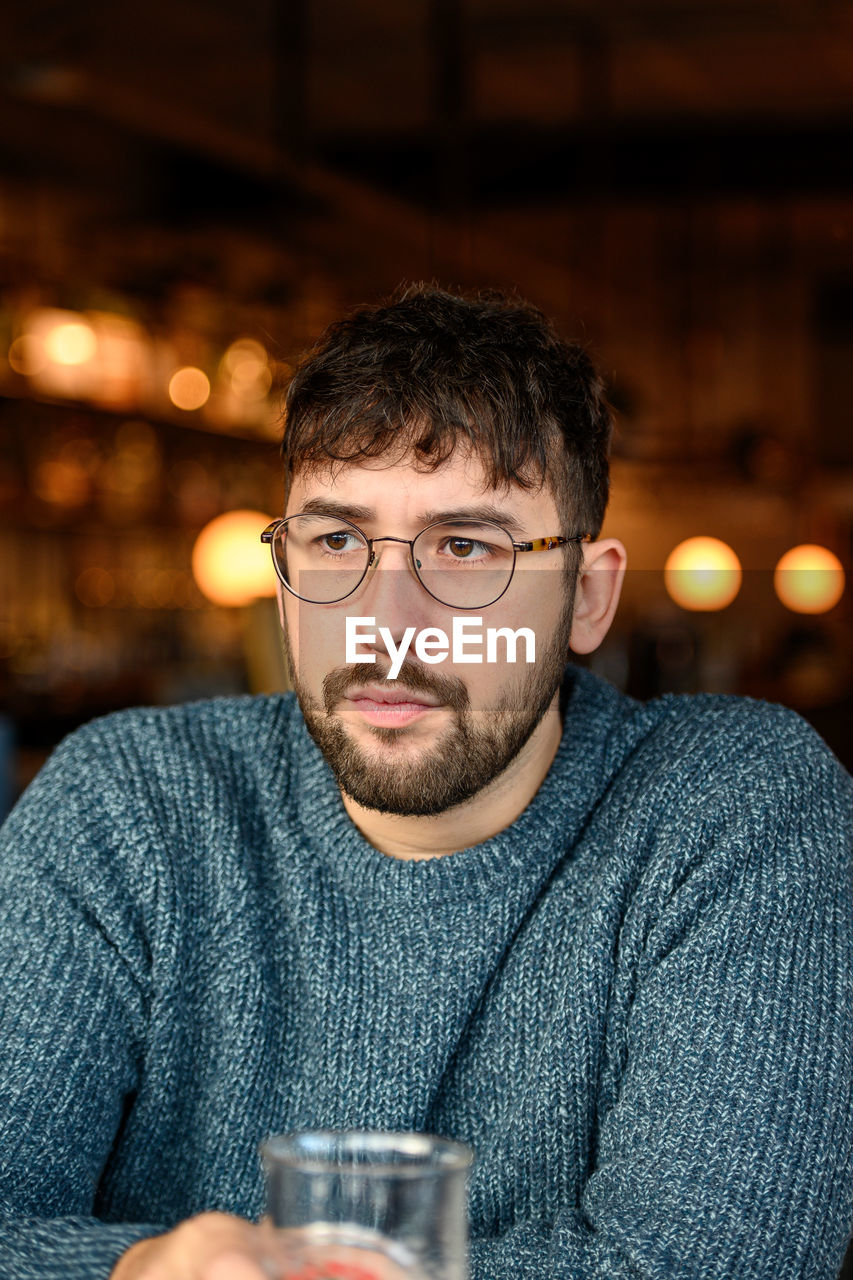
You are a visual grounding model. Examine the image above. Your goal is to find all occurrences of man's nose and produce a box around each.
[358,541,432,650]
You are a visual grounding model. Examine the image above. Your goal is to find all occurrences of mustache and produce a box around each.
[322,660,470,716]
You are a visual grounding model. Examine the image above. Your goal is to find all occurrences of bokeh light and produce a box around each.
[773,544,845,614]
[33,457,91,507]
[222,338,271,402]
[191,509,276,606]
[232,359,272,400]
[8,334,47,376]
[222,338,267,373]
[169,366,211,411]
[44,320,98,366]
[664,536,742,611]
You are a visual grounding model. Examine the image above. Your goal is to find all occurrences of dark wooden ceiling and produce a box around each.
[2,0,853,216]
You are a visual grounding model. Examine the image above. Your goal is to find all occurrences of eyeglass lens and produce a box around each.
[274,514,515,608]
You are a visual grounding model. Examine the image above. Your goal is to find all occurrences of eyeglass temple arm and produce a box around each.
[260,521,282,543]
[514,534,590,553]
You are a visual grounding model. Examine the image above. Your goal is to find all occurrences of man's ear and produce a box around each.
[569,539,627,655]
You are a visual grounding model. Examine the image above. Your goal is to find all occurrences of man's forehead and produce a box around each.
[288,454,553,513]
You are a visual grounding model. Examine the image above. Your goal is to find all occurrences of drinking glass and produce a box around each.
[260,1129,474,1280]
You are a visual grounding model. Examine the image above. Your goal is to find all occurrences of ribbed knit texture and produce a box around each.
[1,665,852,1279]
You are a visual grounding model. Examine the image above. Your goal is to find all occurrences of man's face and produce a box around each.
[277,450,578,817]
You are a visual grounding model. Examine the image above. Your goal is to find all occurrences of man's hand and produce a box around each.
[109,1212,285,1280]
[109,1213,419,1280]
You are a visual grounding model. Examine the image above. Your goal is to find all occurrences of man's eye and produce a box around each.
[320,532,354,552]
[445,538,489,560]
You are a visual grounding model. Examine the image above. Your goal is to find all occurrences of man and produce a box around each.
[1,285,851,1280]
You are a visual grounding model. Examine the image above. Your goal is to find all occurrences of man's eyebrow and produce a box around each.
[297,497,529,537]
[299,498,375,522]
[418,505,527,536]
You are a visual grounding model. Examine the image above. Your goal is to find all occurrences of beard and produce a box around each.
[282,584,576,818]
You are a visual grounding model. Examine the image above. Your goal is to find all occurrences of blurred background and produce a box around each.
[1,0,852,820]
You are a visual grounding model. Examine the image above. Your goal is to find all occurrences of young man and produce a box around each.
[1,286,851,1280]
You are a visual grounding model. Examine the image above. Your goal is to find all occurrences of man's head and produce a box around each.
[275,284,625,820]
[281,283,613,571]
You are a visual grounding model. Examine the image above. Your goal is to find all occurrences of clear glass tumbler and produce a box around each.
[260,1129,474,1280]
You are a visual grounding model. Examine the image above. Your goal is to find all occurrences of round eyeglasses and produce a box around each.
[261,513,590,610]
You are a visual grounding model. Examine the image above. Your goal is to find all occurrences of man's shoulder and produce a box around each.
[590,685,853,919]
[575,664,839,777]
[45,689,304,796]
[68,688,298,744]
[622,684,852,814]
[644,686,821,756]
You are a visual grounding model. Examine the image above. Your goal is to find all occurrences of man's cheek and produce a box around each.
[294,613,356,690]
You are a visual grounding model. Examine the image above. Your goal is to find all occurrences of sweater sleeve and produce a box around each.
[469,709,853,1280]
[0,725,168,1279]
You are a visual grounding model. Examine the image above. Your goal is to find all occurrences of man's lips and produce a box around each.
[344,684,440,707]
[343,684,442,727]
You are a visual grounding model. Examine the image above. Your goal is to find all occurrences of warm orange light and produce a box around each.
[191,510,276,606]
[232,358,272,400]
[222,338,271,402]
[33,457,90,507]
[17,309,147,407]
[44,320,98,366]
[223,338,267,373]
[86,312,148,409]
[8,334,47,375]
[664,537,742,611]
[169,366,210,411]
[773,545,845,614]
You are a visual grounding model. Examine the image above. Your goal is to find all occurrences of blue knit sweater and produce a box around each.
[1,666,852,1279]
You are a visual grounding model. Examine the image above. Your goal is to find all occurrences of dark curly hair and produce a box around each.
[281,283,613,566]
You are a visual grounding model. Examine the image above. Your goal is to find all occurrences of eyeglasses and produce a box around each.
[261,513,590,609]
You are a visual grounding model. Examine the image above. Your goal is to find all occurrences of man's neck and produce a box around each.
[340,702,564,859]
